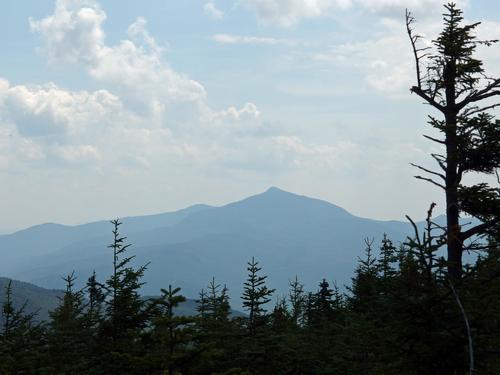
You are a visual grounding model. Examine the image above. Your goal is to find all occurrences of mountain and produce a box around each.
[0,187,420,303]
[0,204,211,271]
[0,277,234,323]
[0,277,63,322]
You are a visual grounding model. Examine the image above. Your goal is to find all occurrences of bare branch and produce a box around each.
[405,215,422,247]
[410,163,445,180]
[458,78,500,108]
[431,153,447,171]
[460,219,500,241]
[406,9,423,90]
[411,86,445,112]
[423,134,445,144]
[414,175,446,189]
[462,102,500,117]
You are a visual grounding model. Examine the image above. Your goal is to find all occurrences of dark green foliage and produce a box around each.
[46,273,93,373]
[407,2,500,279]
[0,281,45,374]
[148,285,195,375]
[97,219,152,374]
[241,257,274,333]
[1,222,500,374]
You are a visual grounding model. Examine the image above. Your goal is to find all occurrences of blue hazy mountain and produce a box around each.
[1,187,421,301]
[0,277,233,323]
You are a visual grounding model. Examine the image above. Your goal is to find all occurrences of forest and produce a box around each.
[1,3,499,374]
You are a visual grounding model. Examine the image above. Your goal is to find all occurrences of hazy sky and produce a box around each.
[0,0,499,233]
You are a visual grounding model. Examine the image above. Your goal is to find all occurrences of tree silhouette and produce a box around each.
[406,2,500,280]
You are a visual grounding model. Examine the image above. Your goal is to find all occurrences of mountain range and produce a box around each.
[0,187,429,303]
[0,277,238,323]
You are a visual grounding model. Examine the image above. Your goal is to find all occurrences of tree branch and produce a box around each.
[423,134,446,144]
[462,102,500,117]
[410,163,446,180]
[431,153,447,171]
[411,86,445,112]
[406,9,422,90]
[458,78,500,108]
[460,219,500,241]
[414,175,446,189]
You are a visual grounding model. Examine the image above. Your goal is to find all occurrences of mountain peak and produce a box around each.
[264,186,286,194]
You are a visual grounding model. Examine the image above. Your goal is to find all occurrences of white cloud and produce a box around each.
[204,2,224,20]
[240,0,469,26]
[53,144,101,163]
[0,80,124,137]
[29,0,106,64]
[241,0,337,27]
[31,0,206,109]
[311,16,440,95]
[313,14,500,96]
[272,136,359,169]
[12,0,354,177]
[355,0,469,15]
[212,33,296,46]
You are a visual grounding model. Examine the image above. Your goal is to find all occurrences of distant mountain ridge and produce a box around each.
[0,277,237,323]
[0,277,63,322]
[0,187,429,302]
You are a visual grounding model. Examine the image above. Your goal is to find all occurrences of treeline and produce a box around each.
[1,218,500,374]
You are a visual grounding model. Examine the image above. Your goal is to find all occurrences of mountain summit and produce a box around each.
[1,188,411,299]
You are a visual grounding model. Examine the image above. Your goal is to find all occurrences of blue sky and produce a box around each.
[0,0,499,232]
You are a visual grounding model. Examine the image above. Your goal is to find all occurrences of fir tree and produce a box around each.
[99,219,151,374]
[149,285,194,375]
[0,280,44,374]
[48,272,90,373]
[241,257,274,334]
[406,2,500,279]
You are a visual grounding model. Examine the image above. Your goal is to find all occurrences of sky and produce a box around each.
[0,0,499,233]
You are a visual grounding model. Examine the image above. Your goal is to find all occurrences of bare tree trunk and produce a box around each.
[444,60,462,281]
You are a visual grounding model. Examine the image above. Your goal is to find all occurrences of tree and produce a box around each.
[99,219,151,374]
[149,285,194,375]
[240,258,275,374]
[288,276,305,327]
[84,270,105,331]
[0,281,44,374]
[349,238,378,312]
[194,279,236,374]
[241,257,275,334]
[48,273,90,373]
[406,2,500,280]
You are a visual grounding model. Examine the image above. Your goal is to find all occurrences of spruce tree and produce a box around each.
[241,257,274,334]
[149,285,194,375]
[288,276,305,327]
[240,257,275,374]
[48,273,90,373]
[0,281,44,374]
[99,219,150,374]
[406,2,500,279]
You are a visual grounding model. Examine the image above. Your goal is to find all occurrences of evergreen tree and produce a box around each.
[194,279,237,374]
[0,280,45,374]
[288,276,305,327]
[349,238,378,312]
[85,271,105,329]
[240,257,275,374]
[47,272,90,373]
[241,257,274,334]
[149,285,194,375]
[406,2,500,279]
[98,219,151,374]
